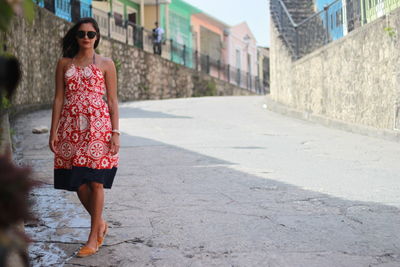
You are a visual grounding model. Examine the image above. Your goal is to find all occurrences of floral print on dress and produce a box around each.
[55,64,118,170]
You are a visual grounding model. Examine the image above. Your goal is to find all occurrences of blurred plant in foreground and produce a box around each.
[0,1,38,266]
[0,0,33,112]
[0,152,39,267]
[0,56,20,113]
[0,0,34,32]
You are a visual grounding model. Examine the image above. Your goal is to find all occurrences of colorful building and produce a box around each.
[361,0,400,23]
[79,0,92,18]
[92,0,162,46]
[191,12,229,77]
[166,0,201,66]
[37,0,92,22]
[108,0,141,25]
[55,0,72,21]
[140,1,171,55]
[93,0,171,31]
[225,22,258,87]
[142,1,170,30]
[37,0,261,85]
[92,0,110,40]
[315,0,344,40]
[315,0,400,41]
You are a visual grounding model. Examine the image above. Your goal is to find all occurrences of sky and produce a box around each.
[183,0,270,47]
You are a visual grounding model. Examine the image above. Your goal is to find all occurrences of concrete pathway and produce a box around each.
[13,96,400,266]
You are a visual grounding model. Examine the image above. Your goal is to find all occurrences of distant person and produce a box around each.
[49,17,120,257]
[152,22,164,55]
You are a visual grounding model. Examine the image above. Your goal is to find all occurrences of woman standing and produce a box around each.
[49,18,119,257]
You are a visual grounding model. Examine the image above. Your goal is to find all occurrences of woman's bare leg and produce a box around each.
[77,183,106,248]
[84,181,105,249]
[77,184,92,215]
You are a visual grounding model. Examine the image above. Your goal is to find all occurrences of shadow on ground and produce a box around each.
[25,132,400,267]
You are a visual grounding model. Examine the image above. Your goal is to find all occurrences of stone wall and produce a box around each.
[270,7,400,130]
[0,8,71,112]
[0,6,251,115]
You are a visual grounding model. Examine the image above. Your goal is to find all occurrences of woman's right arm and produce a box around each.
[49,58,66,153]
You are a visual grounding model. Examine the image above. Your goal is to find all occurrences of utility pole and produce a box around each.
[140,0,144,26]
[156,0,159,23]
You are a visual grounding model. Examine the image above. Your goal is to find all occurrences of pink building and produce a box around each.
[191,13,229,79]
[190,13,258,87]
[225,22,258,86]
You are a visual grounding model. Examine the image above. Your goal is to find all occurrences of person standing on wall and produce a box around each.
[49,17,120,257]
[152,22,164,56]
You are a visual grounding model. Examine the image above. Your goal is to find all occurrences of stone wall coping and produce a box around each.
[265,95,400,143]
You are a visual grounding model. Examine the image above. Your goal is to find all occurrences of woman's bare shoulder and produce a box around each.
[57,57,72,73]
[97,55,115,68]
[58,57,72,65]
[57,57,72,72]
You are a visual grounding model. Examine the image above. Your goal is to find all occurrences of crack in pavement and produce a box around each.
[31,240,83,245]
[103,237,147,247]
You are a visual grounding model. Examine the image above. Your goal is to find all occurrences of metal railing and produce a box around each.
[365,0,400,22]
[270,0,394,60]
[37,0,268,94]
[96,3,268,94]
[270,0,298,57]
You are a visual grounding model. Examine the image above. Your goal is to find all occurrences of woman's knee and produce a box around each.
[77,183,89,193]
[89,182,104,191]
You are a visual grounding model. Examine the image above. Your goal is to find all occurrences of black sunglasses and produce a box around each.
[76,30,97,39]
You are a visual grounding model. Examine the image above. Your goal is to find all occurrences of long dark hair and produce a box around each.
[62,17,101,58]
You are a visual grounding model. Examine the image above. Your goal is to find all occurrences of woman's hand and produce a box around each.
[110,133,120,155]
[49,133,58,153]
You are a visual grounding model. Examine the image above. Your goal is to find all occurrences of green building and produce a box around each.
[166,0,201,66]
[361,0,400,24]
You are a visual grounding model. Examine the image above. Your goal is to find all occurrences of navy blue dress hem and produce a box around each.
[54,166,117,192]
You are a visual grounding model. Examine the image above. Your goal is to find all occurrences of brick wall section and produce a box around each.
[0,6,252,114]
[270,6,400,130]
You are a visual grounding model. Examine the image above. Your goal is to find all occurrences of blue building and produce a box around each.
[316,0,344,41]
[36,0,92,22]
[56,0,72,21]
[79,0,92,18]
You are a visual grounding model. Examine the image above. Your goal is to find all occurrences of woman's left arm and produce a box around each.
[104,58,120,155]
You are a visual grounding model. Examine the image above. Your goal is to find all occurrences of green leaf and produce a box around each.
[0,93,11,110]
[0,0,14,32]
[384,27,396,38]
[23,0,35,23]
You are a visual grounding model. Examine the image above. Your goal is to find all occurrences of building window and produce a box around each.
[247,53,251,75]
[236,49,241,70]
[200,26,222,61]
[336,9,342,27]
[128,12,136,24]
[114,12,123,27]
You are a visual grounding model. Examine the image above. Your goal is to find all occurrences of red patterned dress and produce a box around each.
[54,57,118,191]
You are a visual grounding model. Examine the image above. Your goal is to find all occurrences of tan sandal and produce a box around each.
[97,221,109,248]
[76,245,98,258]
